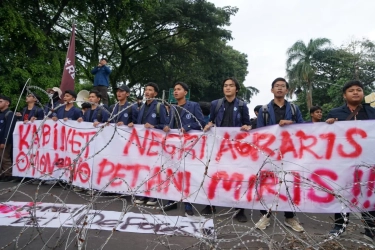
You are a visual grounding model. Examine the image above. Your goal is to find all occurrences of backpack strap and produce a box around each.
[213,98,224,124]
[262,104,269,126]
[96,107,103,122]
[238,100,245,124]
[156,102,161,118]
[290,103,296,122]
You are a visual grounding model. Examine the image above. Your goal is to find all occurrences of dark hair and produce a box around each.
[100,58,108,62]
[89,90,102,102]
[310,106,322,114]
[271,77,289,89]
[0,95,11,106]
[145,82,159,93]
[198,101,211,116]
[28,93,41,103]
[81,102,91,109]
[137,96,143,100]
[342,80,364,93]
[254,105,262,113]
[64,90,77,99]
[222,77,240,91]
[174,82,189,91]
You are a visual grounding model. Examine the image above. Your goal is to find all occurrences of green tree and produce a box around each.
[286,38,331,111]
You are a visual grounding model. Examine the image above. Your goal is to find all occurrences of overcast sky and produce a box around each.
[209,0,375,116]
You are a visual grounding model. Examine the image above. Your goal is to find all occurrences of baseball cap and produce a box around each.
[116,84,130,92]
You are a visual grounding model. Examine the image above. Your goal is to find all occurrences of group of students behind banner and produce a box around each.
[0,76,374,243]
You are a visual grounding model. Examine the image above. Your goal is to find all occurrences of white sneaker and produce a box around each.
[86,190,97,196]
[255,215,271,230]
[146,198,157,205]
[284,218,304,232]
[44,180,57,185]
[73,187,84,192]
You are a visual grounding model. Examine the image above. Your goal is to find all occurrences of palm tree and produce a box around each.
[286,38,331,110]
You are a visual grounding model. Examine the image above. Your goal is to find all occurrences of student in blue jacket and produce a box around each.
[203,77,251,223]
[91,58,111,106]
[135,82,169,206]
[51,90,82,121]
[15,93,44,122]
[326,80,375,243]
[109,84,138,126]
[77,90,110,127]
[162,82,206,216]
[136,82,169,130]
[255,77,304,232]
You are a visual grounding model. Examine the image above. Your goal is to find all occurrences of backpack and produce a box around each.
[262,103,297,126]
[214,98,245,124]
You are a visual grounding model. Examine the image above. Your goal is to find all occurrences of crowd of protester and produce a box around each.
[0,71,374,242]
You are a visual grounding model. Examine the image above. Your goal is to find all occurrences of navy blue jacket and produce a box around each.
[257,100,304,128]
[136,100,169,129]
[169,101,206,131]
[19,106,44,121]
[109,102,138,125]
[0,109,16,144]
[327,104,375,121]
[83,106,110,123]
[43,100,61,116]
[55,106,82,120]
[91,65,111,87]
[209,98,250,127]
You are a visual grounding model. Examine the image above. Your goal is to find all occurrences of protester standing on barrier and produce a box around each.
[109,84,138,127]
[162,82,206,216]
[77,90,109,127]
[91,58,111,106]
[51,90,82,121]
[309,106,323,123]
[203,77,251,223]
[256,77,305,232]
[0,96,16,182]
[135,82,169,206]
[326,80,375,243]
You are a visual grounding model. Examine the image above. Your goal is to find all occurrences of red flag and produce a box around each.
[59,24,75,97]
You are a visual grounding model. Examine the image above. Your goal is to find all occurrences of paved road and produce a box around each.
[0,181,373,250]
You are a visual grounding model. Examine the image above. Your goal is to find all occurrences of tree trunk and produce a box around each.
[306,81,313,110]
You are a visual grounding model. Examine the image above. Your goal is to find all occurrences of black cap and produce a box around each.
[100,57,108,62]
[64,90,77,99]
[116,84,130,92]
[137,95,143,100]
[0,95,11,106]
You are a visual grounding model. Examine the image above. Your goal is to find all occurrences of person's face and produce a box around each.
[311,109,322,121]
[271,81,288,98]
[63,93,75,103]
[0,99,9,110]
[89,93,100,104]
[173,84,187,101]
[255,111,259,117]
[137,99,142,103]
[116,89,128,101]
[343,85,364,104]
[26,94,36,103]
[100,59,107,65]
[223,80,237,97]
[144,86,157,100]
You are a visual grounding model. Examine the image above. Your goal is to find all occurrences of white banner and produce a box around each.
[0,201,213,236]
[12,120,375,213]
